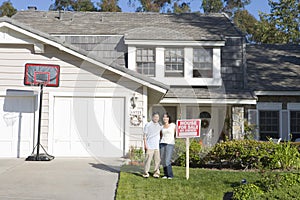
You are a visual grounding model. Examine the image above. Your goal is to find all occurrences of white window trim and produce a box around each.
[128,46,136,71]
[257,102,282,110]
[155,47,221,86]
[257,102,283,139]
[155,47,165,78]
[128,45,222,86]
[287,103,300,110]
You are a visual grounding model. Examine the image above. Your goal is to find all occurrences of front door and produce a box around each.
[152,106,177,123]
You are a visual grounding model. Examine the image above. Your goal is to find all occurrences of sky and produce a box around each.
[0,0,270,19]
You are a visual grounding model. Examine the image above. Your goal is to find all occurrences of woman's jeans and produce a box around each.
[159,143,174,178]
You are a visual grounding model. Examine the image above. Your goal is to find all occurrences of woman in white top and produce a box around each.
[160,113,176,179]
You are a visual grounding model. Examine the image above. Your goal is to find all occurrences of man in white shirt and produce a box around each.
[143,112,161,178]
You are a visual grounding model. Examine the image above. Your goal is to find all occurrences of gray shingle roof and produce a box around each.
[165,87,255,99]
[12,11,243,40]
[247,44,300,91]
[0,16,168,91]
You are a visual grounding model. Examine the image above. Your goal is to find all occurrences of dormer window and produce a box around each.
[136,48,155,77]
[127,43,223,86]
[165,48,184,77]
[193,48,213,78]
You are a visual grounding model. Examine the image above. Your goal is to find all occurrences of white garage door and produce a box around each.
[0,96,35,158]
[52,97,124,157]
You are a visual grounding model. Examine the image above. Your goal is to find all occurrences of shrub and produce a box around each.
[173,138,204,167]
[203,140,277,169]
[232,172,300,200]
[128,146,144,163]
[232,183,263,200]
[203,140,300,170]
[270,142,300,170]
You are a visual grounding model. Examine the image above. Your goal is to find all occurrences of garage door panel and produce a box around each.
[104,99,124,140]
[53,141,71,156]
[71,141,88,156]
[89,100,105,141]
[0,96,34,158]
[88,141,104,156]
[104,141,123,157]
[0,142,13,157]
[52,97,124,157]
[73,99,89,139]
[20,141,31,153]
[53,99,71,140]
[19,113,34,138]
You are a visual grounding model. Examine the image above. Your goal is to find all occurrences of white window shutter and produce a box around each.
[281,110,289,141]
[248,109,259,140]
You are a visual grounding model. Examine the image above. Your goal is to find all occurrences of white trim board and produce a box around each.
[125,40,225,46]
[51,34,124,37]
[160,98,257,104]
[255,91,300,96]
[287,103,300,110]
[257,102,282,110]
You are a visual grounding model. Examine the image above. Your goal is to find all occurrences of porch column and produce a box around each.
[232,107,244,140]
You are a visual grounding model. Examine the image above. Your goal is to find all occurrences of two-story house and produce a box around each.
[0,10,298,158]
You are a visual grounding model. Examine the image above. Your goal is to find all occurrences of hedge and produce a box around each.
[173,139,300,170]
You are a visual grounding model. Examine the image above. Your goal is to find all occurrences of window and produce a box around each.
[291,111,300,141]
[165,48,184,77]
[136,48,155,77]
[193,48,213,78]
[259,111,279,140]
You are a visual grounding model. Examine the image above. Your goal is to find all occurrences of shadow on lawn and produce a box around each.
[223,192,233,200]
[121,165,144,177]
[222,180,239,200]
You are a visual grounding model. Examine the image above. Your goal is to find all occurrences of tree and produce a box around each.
[98,0,121,12]
[0,1,17,17]
[258,0,300,44]
[49,0,72,11]
[201,0,251,16]
[173,2,191,13]
[49,0,97,11]
[252,15,279,44]
[224,0,251,16]
[201,0,223,13]
[129,0,171,12]
[72,0,97,11]
[233,9,258,42]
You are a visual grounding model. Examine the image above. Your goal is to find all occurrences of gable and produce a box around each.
[0,18,168,94]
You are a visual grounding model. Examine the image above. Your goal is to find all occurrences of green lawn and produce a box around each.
[116,166,261,200]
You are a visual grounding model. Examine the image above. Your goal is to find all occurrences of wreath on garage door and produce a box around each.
[201,119,209,129]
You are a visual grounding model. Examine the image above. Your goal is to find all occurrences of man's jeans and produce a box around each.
[160,143,174,178]
[144,149,160,175]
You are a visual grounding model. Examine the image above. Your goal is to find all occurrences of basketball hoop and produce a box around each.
[24,63,60,87]
[24,63,60,161]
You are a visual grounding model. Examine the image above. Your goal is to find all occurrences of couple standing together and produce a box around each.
[143,112,176,179]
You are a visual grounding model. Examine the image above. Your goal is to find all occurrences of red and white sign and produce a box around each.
[176,119,201,138]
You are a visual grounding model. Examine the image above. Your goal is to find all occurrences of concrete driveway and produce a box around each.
[0,157,123,200]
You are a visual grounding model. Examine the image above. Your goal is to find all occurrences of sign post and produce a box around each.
[186,137,189,180]
[176,119,201,180]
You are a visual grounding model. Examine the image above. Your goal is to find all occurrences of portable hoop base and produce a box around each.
[26,153,55,161]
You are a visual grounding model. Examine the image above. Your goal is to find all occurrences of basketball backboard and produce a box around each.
[24,63,60,87]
